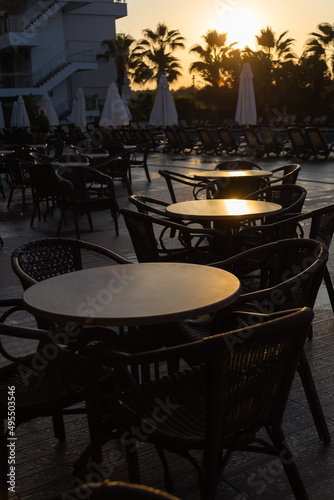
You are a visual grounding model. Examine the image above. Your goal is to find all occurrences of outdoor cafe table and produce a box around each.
[166,198,281,222]
[22,262,241,327]
[193,170,273,198]
[193,169,273,180]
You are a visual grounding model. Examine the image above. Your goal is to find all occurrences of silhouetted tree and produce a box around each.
[256,26,296,63]
[97,34,135,96]
[130,23,185,86]
[189,30,237,87]
[306,22,334,81]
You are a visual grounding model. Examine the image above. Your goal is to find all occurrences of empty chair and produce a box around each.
[235,204,334,315]
[25,159,64,228]
[214,159,262,170]
[216,127,240,155]
[11,237,131,291]
[242,128,265,157]
[5,156,33,209]
[104,138,151,183]
[244,184,307,224]
[0,299,109,500]
[95,154,132,195]
[177,238,331,445]
[304,127,334,160]
[175,127,200,153]
[120,208,227,264]
[129,193,170,217]
[285,127,312,160]
[87,307,314,500]
[266,164,301,185]
[196,127,221,155]
[55,165,119,237]
[158,169,209,203]
[164,127,181,153]
[257,127,284,157]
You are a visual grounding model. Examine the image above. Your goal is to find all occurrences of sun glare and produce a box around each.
[214,8,259,50]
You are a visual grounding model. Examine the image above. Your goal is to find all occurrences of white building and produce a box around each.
[0,0,127,121]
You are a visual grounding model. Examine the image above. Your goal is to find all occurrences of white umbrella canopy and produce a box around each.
[235,63,257,126]
[75,87,86,129]
[99,83,129,127]
[0,101,5,129]
[16,95,30,127]
[70,98,77,124]
[149,74,178,127]
[10,101,17,128]
[40,92,59,126]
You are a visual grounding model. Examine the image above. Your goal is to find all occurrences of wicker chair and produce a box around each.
[120,208,229,263]
[26,159,63,228]
[266,164,301,186]
[171,238,330,446]
[129,194,171,217]
[11,237,131,291]
[5,156,33,209]
[158,169,210,203]
[11,237,132,345]
[243,184,307,224]
[87,308,313,500]
[0,299,106,500]
[214,159,262,170]
[95,154,133,195]
[55,165,119,237]
[234,204,334,315]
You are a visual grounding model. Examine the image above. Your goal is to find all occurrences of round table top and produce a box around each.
[165,199,282,221]
[194,170,273,179]
[23,262,241,327]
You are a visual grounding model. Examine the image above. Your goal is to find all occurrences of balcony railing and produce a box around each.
[32,48,96,87]
[0,1,60,34]
[0,48,96,89]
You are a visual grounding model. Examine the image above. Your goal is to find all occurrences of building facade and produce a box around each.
[0,0,127,121]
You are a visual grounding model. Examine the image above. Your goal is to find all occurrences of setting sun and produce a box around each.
[213,7,260,50]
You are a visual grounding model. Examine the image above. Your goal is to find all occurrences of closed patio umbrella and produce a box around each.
[149,74,178,127]
[16,95,30,127]
[99,83,129,127]
[10,101,17,128]
[0,101,5,129]
[235,63,257,126]
[75,87,86,130]
[40,92,59,126]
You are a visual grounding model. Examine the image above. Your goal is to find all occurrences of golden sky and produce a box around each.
[116,0,332,89]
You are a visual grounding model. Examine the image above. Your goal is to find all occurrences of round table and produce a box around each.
[165,199,282,222]
[194,169,273,179]
[23,262,241,327]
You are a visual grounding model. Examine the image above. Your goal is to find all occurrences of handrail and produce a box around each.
[32,48,96,86]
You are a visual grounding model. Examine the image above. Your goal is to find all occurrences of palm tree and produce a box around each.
[306,22,334,80]
[256,27,296,63]
[189,30,237,87]
[97,34,135,96]
[130,23,185,86]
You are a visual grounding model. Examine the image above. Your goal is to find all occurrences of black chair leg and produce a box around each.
[297,351,331,444]
[324,266,334,314]
[52,413,66,441]
[270,426,310,500]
